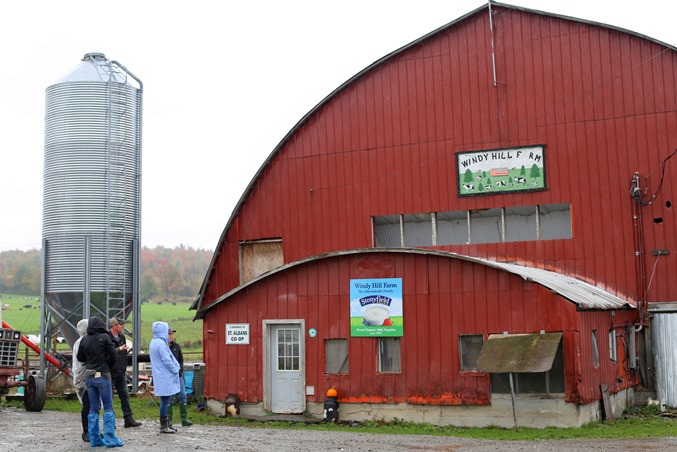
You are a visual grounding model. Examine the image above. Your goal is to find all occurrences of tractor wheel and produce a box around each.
[24,374,46,412]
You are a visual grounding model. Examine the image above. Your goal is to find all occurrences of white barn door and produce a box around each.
[269,323,304,413]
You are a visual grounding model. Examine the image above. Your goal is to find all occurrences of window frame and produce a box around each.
[609,329,617,362]
[325,338,349,374]
[373,203,572,248]
[377,337,401,373]
[459,334,484,372]
[592,330,599,368]
[488,340,565,394]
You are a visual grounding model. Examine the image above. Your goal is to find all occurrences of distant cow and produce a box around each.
[515,177,526,184]
[484,185,492,190]
[475,175,482,181]
[495,180,506,187]
[463,183,475,191]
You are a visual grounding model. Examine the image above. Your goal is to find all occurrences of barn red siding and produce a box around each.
[202,252,635,406]
[203,6,677,307]
[197,4,674,414]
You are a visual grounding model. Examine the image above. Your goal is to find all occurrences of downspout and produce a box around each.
[488,0,497,87]
[630,172,648,328]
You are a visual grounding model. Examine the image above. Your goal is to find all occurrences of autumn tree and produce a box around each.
[1,246,212,301]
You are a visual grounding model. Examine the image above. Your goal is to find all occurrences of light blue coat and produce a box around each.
[149,321,180,396]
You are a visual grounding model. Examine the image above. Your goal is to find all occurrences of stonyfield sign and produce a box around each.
[350,278,403,337]
[457,145,546,196]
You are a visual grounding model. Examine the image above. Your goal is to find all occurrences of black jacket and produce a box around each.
[76,316,116,373]
[169,341,184,376]
[108,330,129,379]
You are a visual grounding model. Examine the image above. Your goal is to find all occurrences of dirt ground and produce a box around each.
[1,407,676,451]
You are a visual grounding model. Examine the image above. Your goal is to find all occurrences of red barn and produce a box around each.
[193,2,677,427]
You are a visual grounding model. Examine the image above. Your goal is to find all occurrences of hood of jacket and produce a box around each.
[152,321,170,344]
[86,316,107,335]
[76,318,89,337]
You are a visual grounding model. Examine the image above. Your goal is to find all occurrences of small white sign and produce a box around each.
[226,323,250,345]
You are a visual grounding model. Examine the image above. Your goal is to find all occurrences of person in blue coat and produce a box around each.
[149,321,181,433]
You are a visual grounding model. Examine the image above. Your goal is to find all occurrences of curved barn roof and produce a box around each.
[194,248,634,319]
[195,1,670,314]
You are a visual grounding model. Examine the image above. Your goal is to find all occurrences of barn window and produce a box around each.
[239,239,283,284]
[609,329,617,362]
[436,210,468,245]
[325,339,349,374]
[373,203,571,247]
[373,215,402,247]
[539,203,572,239]
[377,337,401,373]
[487,340,565,394]
[470,208,503,243]
[489,342,565,394]
[504,206,538,241]
[592,330,599,368]
[459,334,484,371]
[277,328,300,371]
[626,325,637,369]
[477,332,564,394]
[403,213,433,246]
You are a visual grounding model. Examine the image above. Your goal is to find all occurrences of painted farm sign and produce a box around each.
[456,145,546,196]
[350,278,403,337]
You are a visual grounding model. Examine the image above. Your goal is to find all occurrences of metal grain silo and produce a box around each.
[41,53,142,350]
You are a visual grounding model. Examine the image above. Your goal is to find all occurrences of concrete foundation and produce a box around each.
[207,387,635,428]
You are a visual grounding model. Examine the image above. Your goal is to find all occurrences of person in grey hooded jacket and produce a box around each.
[71,318,92,442]
[149,321,181,433]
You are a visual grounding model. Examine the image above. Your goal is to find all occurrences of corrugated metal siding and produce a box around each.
[203,251,636,405]
[203,5,677,307]
[652,313,677,407]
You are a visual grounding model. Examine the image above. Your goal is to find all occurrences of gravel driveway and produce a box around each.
[1,407,676,451]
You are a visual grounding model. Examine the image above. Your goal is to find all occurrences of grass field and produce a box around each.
[0,293,203,360]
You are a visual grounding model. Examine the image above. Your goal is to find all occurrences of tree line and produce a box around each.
[0,245,212,301]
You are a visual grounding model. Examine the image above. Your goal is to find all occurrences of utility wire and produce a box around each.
[631,148,677,206]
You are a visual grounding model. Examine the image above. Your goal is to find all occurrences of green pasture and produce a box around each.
[0,293,203,360]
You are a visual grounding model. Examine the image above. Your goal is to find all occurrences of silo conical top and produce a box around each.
[52,52,129,85]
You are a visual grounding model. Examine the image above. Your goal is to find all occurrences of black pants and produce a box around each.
[80,390,90,432]
[111,375,133,421]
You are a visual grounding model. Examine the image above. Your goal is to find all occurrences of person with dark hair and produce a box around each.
[108,317,142,428]
[149,321,181,434]
[76,316,124,448]
[72,318,92,442]
[168,327,193,427]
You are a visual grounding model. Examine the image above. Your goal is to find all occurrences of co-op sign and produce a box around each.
[226,323,250,344]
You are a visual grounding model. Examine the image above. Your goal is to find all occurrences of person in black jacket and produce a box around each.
[76,316,124,448]
[168,327,193,427]
[108,317,142,428]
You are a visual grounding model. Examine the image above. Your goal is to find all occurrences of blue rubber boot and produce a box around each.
[102,412,124,447]
[88,413,105,447]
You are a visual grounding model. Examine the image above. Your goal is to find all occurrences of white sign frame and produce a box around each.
[226,323,250,345]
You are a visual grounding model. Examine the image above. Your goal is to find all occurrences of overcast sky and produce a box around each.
[1,0,675,252]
